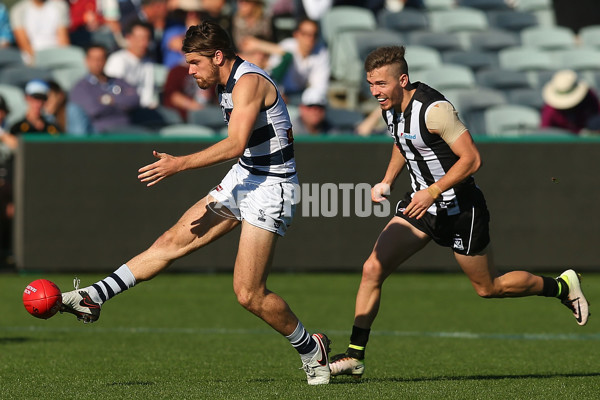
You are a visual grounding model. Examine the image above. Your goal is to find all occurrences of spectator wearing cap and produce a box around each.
[541,69,600,134]
[68,44,140,134]
[9,80,61,136]
[10,0,70,65]
[291,88,337,135]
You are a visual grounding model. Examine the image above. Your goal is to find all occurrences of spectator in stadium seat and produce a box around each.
[68,44,140,134]
[10,80,61,135]
[327,46,590,379]
[104,20,158,108]
[541,69,600,134]
[10,0,70,65]
[242,18,329,105]
[161,0,202,69]
[232,0,274,52]
[291,88,337,135]
[199,0,233,37]
[0,3,14,48]
[121,0,169,62]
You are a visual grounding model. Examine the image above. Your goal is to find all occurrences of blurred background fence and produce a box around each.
[14,135,600,273]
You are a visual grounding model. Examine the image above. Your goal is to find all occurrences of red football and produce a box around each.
[23,279,62,319]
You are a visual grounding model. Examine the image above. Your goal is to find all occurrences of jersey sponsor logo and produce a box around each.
[400,132,417,140]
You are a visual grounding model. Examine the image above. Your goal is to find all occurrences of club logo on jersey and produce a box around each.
[453,237,464,251]
[273,220,281,229]
[258,209,266,222]
[216,185,223,192]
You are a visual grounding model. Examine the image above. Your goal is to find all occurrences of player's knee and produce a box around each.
[152,230,185,257]
[362,257,386,283]
[474,284,503,298]
[234,287,260,312]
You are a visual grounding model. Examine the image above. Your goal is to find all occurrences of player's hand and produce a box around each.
[137,150,182,187]
[403,189,435,219]
[372,182,391,202]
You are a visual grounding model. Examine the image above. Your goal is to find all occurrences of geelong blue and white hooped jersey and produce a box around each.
[218,57,296,181]
[384,82,475,216]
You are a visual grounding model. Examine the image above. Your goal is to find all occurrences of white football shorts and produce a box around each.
[208,163,298,236]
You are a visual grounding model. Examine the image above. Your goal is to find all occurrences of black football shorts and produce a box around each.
[395,186,490,255]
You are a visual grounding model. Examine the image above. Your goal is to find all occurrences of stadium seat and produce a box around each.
[34,46,86,70]
[422,0,454,10]
[405,45,442,72]
[159,124,216,137]
[450,87,507,135]
[505,88,545,111]
[520,26,576,51]
[486,10,539,32]
[580,25,600,49]
[332,29,404,82]
[557,48,600,72]
[428,7,489,33]
[188,105,226,130]
[377,8,429,33]
[325,107,364,133]
[457,0,510,10]
[442,50,498,72]
[498,46,553,72]
[467,29,520,52]
[51,66,88,91]
[483,104,541,136]
[408,31,463,52]
[515,0,555,26]
[476,68,531,90]
[130,106,184,130]
[320,6,376,46]
[0,47,24,68]
[0,65,52,88]
[0,84,27,127]
[421,64,476,91]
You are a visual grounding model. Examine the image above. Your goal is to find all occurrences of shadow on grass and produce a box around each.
[331,372,600,384]
[107,381,155,386]
[0,337,37,344]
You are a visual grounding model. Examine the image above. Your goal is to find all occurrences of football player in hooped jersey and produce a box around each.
[328,46,590,379]
[59,21,331,385]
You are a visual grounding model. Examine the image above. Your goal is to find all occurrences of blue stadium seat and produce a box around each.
[408,31,463,52]
[0,65,52,88]
[580,25,600,49]
[486,10,539,32]
[428,7,489,33]
[421,64,476,91]
[442,50,498,72]
[0,47,24,68]
[188,105,226,130]
[476,68,531,90]
[467,29,520,52]
[520,26,576,51]
[377,8,429,33]
[505,88,545,111]
[320,6,376,46]
[159,124,216,137]
[483,104,541,136]
[34,46,86,70]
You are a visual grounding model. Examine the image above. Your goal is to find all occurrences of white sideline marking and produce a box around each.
[2,326,599,341]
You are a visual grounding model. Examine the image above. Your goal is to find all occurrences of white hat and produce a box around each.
[301,88,327,107]
[177,0,201,11]
[25,79,49,98]
[542,70,589,110]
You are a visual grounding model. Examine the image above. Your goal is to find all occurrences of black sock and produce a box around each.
[347,325,370,359]
[539,276,568,300]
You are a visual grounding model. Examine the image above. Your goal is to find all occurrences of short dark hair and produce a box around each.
[182,21,236,59]
[85,43,108,55]
[364,46,409,77]
[125,19,153,36]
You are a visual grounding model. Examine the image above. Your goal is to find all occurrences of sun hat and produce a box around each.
[542,69,589,110]
[25,79,50,100]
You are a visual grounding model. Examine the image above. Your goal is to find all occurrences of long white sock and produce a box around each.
[86,264,136,305]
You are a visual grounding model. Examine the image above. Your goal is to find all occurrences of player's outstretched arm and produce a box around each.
[137,74,271,187]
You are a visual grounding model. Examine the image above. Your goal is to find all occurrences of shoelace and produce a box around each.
[73,277,81,291]
[301,364,316,377]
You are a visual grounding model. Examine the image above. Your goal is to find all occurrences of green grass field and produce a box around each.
[1,272,599,399]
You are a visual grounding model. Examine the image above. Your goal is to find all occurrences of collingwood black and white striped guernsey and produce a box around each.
[218,57,296,180]
[384,82,475,216]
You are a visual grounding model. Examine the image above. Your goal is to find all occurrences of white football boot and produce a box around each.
[302,333,331,385]
[59,278,101,323]
[329,353,365,378]
[558,269,589,326]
